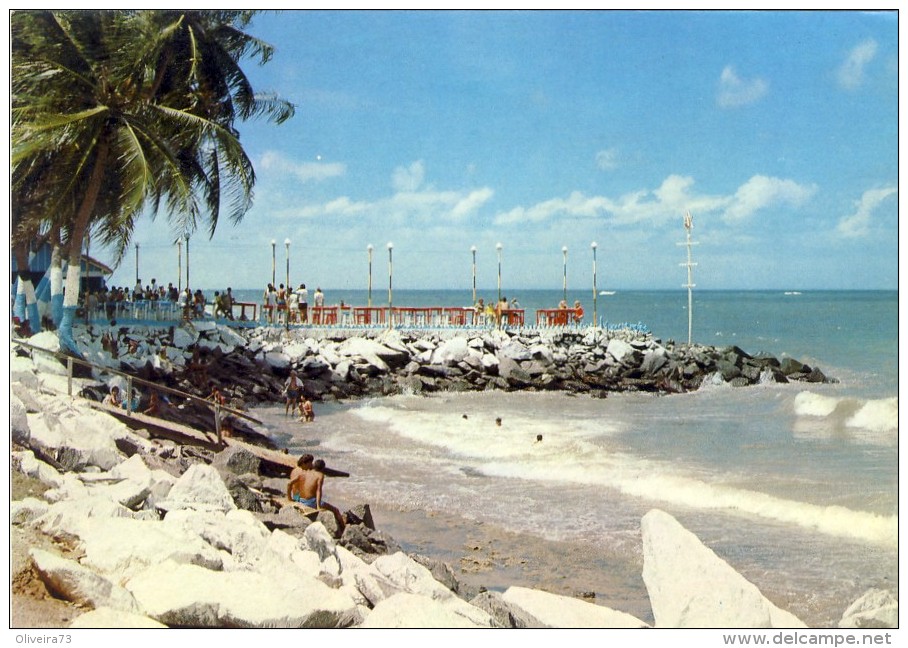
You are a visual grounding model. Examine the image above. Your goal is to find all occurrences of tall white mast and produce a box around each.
[679,210,698,345]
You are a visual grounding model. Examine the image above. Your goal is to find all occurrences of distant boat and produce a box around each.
[784,291,802,295]
[599,291,616,296]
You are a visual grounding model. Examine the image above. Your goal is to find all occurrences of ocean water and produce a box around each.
[255,290,897,627]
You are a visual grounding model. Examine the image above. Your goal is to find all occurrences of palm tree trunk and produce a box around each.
[12,242,39,333]
[49,227,64,326]
[59,139,108,356]
[12,243,29,321]
[13,242,41,333]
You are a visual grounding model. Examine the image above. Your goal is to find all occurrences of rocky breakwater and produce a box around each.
[43,322,834,413]
[232,326,835,400]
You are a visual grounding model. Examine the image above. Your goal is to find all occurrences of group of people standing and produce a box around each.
[558,299,585,323]
[263,283,325,325]
[473,295,520,327]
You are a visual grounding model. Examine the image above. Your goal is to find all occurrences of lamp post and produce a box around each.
[591,242,598,328]
[496,242,503,303]
[367,244,374,307]
[387,242,394,328]
[177,239,182,292]
[562,246,568,303]
[185,235,190,289]
[470,245,477,304]
[285,238,291,329]
[135,243,140,284]
[270,239,276,288]
[285,238,291,289]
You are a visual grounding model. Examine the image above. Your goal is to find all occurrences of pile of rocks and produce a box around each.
[31,322,835,411]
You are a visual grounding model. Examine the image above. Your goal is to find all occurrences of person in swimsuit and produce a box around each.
[299,397,314,422]
[287,457,345,535]
[287,453,314,501]
[283,370,301,416]
[276,284,287,324]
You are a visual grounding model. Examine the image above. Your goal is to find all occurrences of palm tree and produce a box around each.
[11,10,293,351]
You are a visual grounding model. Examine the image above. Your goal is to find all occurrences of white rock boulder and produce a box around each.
[171,326,198,349]
[11,393,30,445]
[156,463,237,514]
[501,586,648,628]
[641,509,805,628]
[29,548,141,613]
[431,337,470,365]
[839,589,898,629]
[359,592,488,628]
[69,607,167,629]
[76,516,224,581]
[606,338,635,363]
[126,560,360,628]
[10,497,50,525]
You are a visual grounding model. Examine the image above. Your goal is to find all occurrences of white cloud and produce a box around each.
[259,150,346,183]
[492,174,814,229]
[836,186,897,238]
[392,160,426,192]
[717,65,769,108]
[837,39,878,90]
[722,175,817,222]
[494,192,611,226]
[289,184,492,225]
[596,148,620,171]
[451,188,495,220]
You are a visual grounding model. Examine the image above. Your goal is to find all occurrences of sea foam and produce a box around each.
[794,391,897,434]
[845,397,898,433]
[793,391,840,417]
[352,400,897,549]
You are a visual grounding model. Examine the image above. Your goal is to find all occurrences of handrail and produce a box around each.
[10,337,262,443]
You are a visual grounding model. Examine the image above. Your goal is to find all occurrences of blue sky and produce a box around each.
[106,9,899,292]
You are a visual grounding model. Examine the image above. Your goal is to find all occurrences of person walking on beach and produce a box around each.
[283,370,302,416]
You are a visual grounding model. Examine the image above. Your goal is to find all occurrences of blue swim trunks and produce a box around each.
[293,494,318,508]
